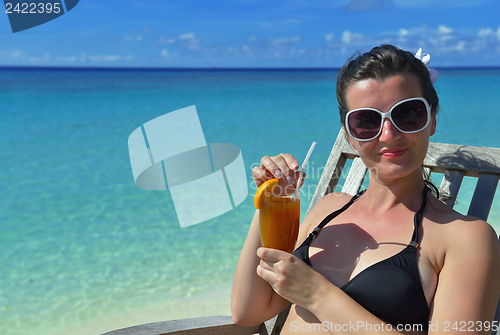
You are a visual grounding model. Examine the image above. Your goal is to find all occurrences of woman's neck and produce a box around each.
[362,171,427,214]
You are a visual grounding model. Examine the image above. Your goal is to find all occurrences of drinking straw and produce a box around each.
[294,141,316,199]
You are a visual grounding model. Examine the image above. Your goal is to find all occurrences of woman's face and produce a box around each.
[344,73,436,184]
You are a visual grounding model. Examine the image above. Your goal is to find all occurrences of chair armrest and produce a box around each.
[101,316,262,335]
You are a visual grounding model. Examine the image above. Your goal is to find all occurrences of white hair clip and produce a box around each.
[415,48,439,84]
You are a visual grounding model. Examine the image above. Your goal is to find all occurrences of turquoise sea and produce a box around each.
[1,67,500,335]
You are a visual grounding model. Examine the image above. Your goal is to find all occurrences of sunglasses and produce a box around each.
[345,97,431,141]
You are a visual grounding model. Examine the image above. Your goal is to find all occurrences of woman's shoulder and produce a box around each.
[427,197,497,238]
[442,214,497,251]
[425,199,499,265]
[312,191,357,212]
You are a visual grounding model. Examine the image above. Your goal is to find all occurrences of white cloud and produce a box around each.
[478,28,494,38]
[344,0,393,11]
[393,0,488,8]
[294,0,488,9]
[300,24,500,65]
[293,0,350,8]
[76,53,134,63]
[177,32,201,50]
[438,25,453,34]
[124,35,143,42]
[0,49,25,59]
[399,29,409,37]
[478,27,500,41]
[435,40,467,52]
[156,33,201,50]
[470,26,500,52]
[89,55,120,62]
[179,33,197,40]
[27,52,51,62]
[55,56,78,62]
[84,55,116,62]
[294,0,486,9]
[454,41,467,51]
[208,34,311,63]
[341,31,352,43]
[158,37,175,44]
[341,31,365,45]
[6,51,136,64]
[272,36,300,45]
[161,49,178,58]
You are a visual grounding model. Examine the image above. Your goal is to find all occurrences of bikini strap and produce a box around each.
[409,185,429,249]
[309,190,366,240]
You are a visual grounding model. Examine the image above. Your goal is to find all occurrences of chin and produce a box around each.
[370,161,422,182]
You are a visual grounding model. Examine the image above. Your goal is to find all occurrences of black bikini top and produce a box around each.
[293,187,430,328]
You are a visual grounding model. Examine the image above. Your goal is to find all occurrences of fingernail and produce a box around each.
[291,163,299,170]
[287,176,294,185]
[275,170,283,178]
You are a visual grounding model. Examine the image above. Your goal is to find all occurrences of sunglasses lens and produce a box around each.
[348,110,382,140]
[392,100,428,132]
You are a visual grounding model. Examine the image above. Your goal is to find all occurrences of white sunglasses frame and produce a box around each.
[345,97,432,141]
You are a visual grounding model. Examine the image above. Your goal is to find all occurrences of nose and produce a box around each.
[378,117,402,143]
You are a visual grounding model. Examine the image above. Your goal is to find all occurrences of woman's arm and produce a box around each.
[232,189,326,326]
[231,210,291,326]
[427,219,500,333]
[231,153,306,326]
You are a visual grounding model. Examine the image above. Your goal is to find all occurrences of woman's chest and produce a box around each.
[306,222,438,306]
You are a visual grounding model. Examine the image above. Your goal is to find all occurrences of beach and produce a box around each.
[1,67,500,335]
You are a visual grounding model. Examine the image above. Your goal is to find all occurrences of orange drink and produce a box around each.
[259,195,300,253]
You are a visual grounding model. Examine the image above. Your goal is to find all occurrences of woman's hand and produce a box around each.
[252,154,304,196]
[256,247,328,309]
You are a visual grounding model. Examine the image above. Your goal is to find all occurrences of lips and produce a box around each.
[380,148,407,158]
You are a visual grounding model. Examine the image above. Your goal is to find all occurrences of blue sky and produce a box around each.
[1,0,500,68]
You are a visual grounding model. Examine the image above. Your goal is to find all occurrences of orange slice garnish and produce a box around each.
[254,178,279,209]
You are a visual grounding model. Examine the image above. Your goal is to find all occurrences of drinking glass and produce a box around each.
[259,189,300,253]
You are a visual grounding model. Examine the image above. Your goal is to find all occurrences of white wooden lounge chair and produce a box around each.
[103,129,500,335]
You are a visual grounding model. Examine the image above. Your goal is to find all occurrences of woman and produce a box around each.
[231,45,500,334]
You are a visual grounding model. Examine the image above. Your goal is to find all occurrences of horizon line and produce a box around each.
[1,65,500,71]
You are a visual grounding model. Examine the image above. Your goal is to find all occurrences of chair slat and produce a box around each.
[439,170,465,208]
[467,173,500,221]
[265,304,291,335]
[494,267,500,334]
[309,130,350,212]
[101,316,260,335]
[341,157,367,196]
[423,166,432,179]
[424,143,500,176]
